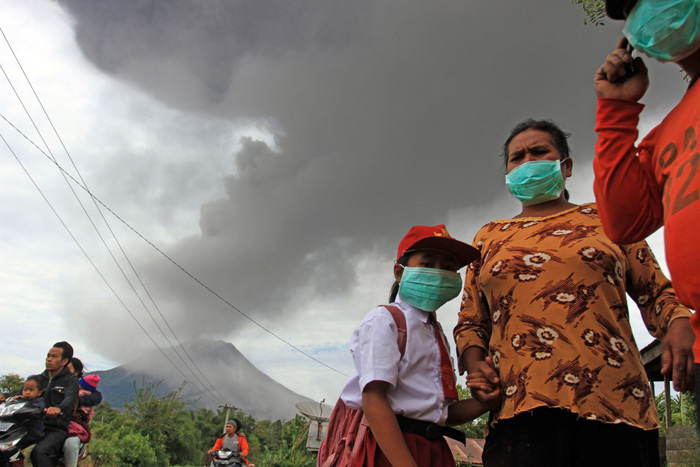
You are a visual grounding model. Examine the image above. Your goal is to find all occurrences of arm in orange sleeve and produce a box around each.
[238,434,249,457]
[622,240,694,392]
[622,240,692,338]
[593,98,665,244]
[453,251,492,374]
[211,437,223,451]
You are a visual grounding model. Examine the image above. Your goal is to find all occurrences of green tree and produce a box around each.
[90,426,159,467]
[572,0,606,25]
[454,384,490,439]
[257,416,316,467]
[123,380,199,466]
[92,401,122,426]
[0,373,24,396]
[656,390,697,436]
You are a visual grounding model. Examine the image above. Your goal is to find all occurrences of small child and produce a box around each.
[325,225,501,467]
[75,374,100,424]
[17,375,45,446]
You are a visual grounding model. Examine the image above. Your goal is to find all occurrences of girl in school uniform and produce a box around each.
[332,224,501,467]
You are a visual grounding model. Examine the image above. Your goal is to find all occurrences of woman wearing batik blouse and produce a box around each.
[453,119,695,467]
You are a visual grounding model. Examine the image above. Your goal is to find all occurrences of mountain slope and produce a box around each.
[94,339,311,421]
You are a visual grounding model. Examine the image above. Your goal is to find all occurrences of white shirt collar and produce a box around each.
[395,294,432,323]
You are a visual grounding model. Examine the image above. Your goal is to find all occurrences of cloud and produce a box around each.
[2,0,689,401]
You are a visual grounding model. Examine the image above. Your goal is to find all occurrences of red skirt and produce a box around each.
[352,422,456,467]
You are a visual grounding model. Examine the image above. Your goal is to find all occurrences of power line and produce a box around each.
[0,25,348,381]
[1,112,348,378]
[0,30,231,404]
[1,24,239,402]
[1,131,225,404]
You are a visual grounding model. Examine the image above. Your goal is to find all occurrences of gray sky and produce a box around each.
[0,0,689,407]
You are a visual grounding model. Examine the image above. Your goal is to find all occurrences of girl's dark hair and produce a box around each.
[503,118,572,200]
[502,119,571,165]
[389,252,414,303]
[70,358,84,377]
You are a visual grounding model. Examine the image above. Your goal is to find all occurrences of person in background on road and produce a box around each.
[208,418,249,466]
[30,341,79,467]
[592,0,699,424]
[455,119,693,467]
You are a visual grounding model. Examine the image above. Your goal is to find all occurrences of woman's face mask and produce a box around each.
[398,266,462,312]
[624,0,700,63]
[505,159,566,206]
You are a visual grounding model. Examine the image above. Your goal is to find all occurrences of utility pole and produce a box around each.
[218,404,236,433]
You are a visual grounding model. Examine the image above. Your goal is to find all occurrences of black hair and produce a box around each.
[24,375,44,393]
[389,252,415,303]
[25,375,42,386]
[502,119,571,166]
[227,418,241,431]
[503,118,572,200]
[70,358,84,377]
[52,341,74,363]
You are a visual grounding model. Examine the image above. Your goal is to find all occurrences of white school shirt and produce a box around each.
[339,295,457,425]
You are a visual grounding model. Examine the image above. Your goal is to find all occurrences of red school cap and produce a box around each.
[396,224,480,269]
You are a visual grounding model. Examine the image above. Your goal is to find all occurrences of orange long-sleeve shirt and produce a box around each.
[593,91,700,361]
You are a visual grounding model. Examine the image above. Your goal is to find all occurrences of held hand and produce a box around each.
[594,37,649,101]
[45,407,61,418]
[466,357,501,406]
[466,357,499,390]
[661,317,696,393]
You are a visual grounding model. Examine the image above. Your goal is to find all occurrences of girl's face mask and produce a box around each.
[505,159,566,206]
[398,266,462,312]
[624,0,700,63]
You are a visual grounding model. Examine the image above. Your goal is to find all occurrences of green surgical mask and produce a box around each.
[398,266,463,312]
[624,0,700,63]
[505,159,565,206]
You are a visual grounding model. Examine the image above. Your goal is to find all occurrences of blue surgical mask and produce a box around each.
[505,159,566,206]
[624,0,700,63]
[398,266,462,312]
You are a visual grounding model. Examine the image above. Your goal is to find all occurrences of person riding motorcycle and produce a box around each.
[208,419,249,466]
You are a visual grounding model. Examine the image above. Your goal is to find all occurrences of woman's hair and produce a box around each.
[389,252,414,303]
[71,358,84,377]
[502,119,571,165]
[502,118,572,200]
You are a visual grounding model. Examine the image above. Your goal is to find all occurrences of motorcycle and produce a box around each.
[211,448,243,467]
[0,399,44,467]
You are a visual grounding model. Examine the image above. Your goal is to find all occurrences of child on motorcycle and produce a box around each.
[0,375,46,466]
[15,376,45,448]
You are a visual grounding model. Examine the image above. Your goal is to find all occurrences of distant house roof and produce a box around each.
[445,437,484,465]
[640,339,663,382]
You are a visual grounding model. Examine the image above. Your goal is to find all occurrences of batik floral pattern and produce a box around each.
[454,204,691,430]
